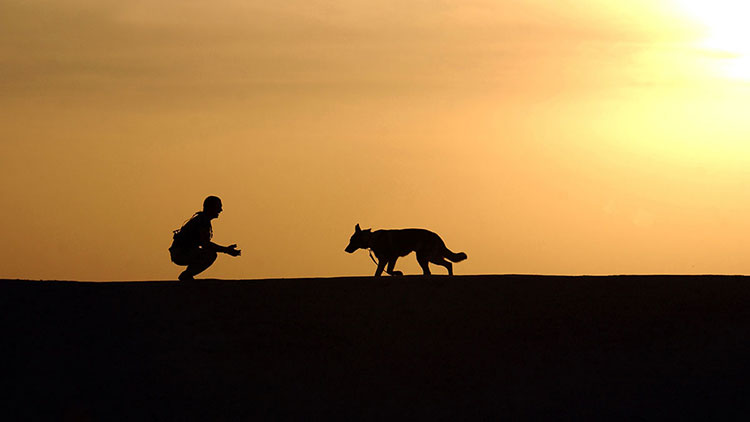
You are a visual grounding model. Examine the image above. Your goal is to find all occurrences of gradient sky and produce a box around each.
[2,0,750,280]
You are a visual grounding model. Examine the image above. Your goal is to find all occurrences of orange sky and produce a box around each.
[2,0,750,280]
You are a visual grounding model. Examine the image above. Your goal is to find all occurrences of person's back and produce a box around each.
[171,212,212,255]
[169,196,241,281]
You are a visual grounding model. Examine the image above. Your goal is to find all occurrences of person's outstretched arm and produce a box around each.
[198,226,241,256]
[210,242,241,256]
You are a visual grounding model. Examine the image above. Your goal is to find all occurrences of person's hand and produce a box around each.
[226,244,241,257]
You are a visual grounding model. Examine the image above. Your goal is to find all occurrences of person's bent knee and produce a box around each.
[200,249,218,266]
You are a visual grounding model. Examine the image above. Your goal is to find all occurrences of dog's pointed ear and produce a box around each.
[355,224,361,233]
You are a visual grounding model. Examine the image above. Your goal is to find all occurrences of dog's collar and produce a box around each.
[365,231,379,265]
[365,230,378,249]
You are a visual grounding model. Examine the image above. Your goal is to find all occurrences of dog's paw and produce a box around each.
[389,270,403,276]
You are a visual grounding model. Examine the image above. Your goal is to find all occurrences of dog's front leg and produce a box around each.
[375,259,386,277]
[386,259,403,276]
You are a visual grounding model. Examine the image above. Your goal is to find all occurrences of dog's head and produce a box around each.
[345,224,371,253]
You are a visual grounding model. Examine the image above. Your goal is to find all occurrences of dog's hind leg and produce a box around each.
[417,254,432,275]
[386,258,403,276]
[431,257,453,275]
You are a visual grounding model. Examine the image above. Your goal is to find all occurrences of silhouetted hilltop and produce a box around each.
[4,275,750,420]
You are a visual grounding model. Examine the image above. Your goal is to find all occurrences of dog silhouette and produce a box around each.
[345,224,467,276]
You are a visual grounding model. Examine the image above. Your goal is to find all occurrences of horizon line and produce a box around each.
[3,273,750,283]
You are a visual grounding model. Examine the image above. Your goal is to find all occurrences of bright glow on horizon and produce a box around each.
[673,0,750,80]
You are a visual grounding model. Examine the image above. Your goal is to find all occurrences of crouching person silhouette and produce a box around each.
[169,196,241,281]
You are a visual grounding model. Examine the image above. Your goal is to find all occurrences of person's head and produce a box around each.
[203,196,223,219]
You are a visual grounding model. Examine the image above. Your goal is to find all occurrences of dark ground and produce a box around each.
[3,275,750,420]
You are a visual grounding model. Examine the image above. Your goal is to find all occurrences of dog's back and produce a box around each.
[372,228,444,258]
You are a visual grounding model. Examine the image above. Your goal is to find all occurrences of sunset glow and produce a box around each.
[2,1,750,280]
[673,0,750,80]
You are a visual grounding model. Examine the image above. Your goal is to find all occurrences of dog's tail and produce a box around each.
[445,248,467,263]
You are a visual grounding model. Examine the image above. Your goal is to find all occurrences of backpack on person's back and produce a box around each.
[169,213,206,252]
